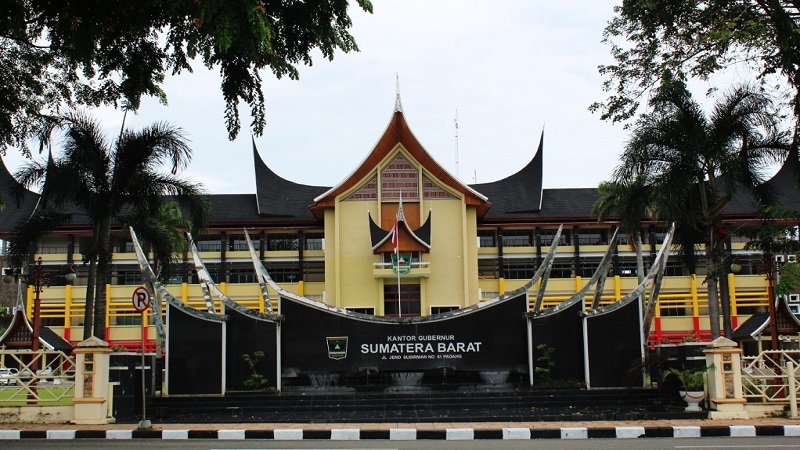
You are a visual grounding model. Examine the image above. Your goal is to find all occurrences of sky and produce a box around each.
[0,1,721,194]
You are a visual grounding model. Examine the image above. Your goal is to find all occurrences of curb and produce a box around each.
[0,425,798,440]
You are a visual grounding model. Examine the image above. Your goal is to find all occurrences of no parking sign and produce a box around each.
[132,286,151,313]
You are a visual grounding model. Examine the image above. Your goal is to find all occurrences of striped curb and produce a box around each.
[0,425,796,440]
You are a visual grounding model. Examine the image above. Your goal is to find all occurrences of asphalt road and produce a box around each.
[1,437,799,449]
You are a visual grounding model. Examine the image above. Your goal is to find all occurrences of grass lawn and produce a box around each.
[0,385,75,405]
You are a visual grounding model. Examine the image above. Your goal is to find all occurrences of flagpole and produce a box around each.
[397,190,402,317]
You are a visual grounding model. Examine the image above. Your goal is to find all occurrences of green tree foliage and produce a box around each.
[600,79,790,339]
[591,0,800,136]
[9,110,210,340]
[0,0,373,154]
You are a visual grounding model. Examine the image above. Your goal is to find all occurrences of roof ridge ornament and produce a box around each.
[394,72,403,113]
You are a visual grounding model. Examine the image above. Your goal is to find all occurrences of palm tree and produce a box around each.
[128,201,192,283]
[11,110,210,340]
[604,78,790,339]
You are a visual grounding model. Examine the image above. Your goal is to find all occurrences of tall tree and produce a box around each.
[604,79,790,339]
[0,0,373,156]
[10,110,209,340]
[591,1,800,143]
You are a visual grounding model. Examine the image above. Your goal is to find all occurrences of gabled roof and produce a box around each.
[310,109,490,218]
[252,140,329,223]
[732,296,800,340]
[470,132,544,219]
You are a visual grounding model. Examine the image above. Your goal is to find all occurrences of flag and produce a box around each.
[391,219,399,254]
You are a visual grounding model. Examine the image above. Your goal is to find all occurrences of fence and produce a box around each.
[741,350,800,417]
[0,349,75,405]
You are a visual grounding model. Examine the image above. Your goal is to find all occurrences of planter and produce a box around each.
[679,390,705,412]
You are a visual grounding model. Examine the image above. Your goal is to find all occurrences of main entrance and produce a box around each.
[383,284,420,316]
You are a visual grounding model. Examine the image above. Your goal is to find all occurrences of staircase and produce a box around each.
[142,386,702,424]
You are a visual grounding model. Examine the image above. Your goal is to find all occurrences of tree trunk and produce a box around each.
[92,216,112,340]
[705,249,722,339]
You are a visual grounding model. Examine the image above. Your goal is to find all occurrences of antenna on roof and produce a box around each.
[454,109,460,178]
[394,73,403,113]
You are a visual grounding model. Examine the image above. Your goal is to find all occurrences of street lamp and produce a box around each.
[4,258,76,353]
[763,253,780,352]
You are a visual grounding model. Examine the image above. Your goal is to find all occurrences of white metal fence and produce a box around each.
[741,350,800,416]
[0,349,75,404]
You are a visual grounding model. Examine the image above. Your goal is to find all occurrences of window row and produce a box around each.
[111,260,325,285]
[478,257,687,279]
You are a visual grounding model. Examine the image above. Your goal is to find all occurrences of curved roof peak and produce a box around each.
[469,130,544,217]
[251,139,329,222]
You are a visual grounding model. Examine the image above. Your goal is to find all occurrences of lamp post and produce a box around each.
[763,253,780,351]
[4,258,76,354]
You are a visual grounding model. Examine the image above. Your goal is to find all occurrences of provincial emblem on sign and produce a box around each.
[391,253,412,275]
[326,336,349,360]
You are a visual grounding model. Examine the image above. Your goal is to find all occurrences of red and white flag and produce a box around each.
[391,219,399,254]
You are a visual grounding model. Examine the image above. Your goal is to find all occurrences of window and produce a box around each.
[577,230,606,246]
[477,230,496,247]
[663,260,685,277]
[550,259,574,278]
[304,233,324,251]
[194,264,223,283]
[230,236,258,251]
[196,236,222,252]
[384,284,421,317]
[303,260,325,282]
[116,270,143,286]
[478,258,498,278]
[501,230,533,247]
[615,257,641,277]
[430,306,459,314]
[115,315,143,326]
[267,233,299,251]
[503,258,535,279]
[228,268,255,284]
[265,262,299,283]
[539,229,568,246]
[660,307,686,317]
[112,241,135,253]
[578,257,602,278]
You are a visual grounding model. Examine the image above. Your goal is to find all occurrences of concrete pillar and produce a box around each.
[71,336,115,424]
[704,336,748,419]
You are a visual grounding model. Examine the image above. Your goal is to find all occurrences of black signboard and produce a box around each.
[585,298,644,388]
[166,304,224,395]
[531,299,585,381]
[280,294,529,374]
[223,306,279,391]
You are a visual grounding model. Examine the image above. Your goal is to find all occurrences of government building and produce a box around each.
[1,97,798,351]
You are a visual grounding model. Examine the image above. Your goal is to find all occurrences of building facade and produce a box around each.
[1,98,799,350]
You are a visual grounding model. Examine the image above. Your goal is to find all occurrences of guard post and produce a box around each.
[704,337,748,419]
[72,336,115,424]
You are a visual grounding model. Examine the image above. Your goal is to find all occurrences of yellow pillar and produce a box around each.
[298,280,304,297]
[72,337,115,424]
[498,278,505,295]
[728,273,738,317]
[104,284,111,334]
[64,284,73,341]
[704,337,748,419]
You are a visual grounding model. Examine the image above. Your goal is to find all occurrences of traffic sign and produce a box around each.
[132,286,151,313]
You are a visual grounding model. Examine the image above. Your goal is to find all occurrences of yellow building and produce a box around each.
[0,97,797,350]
